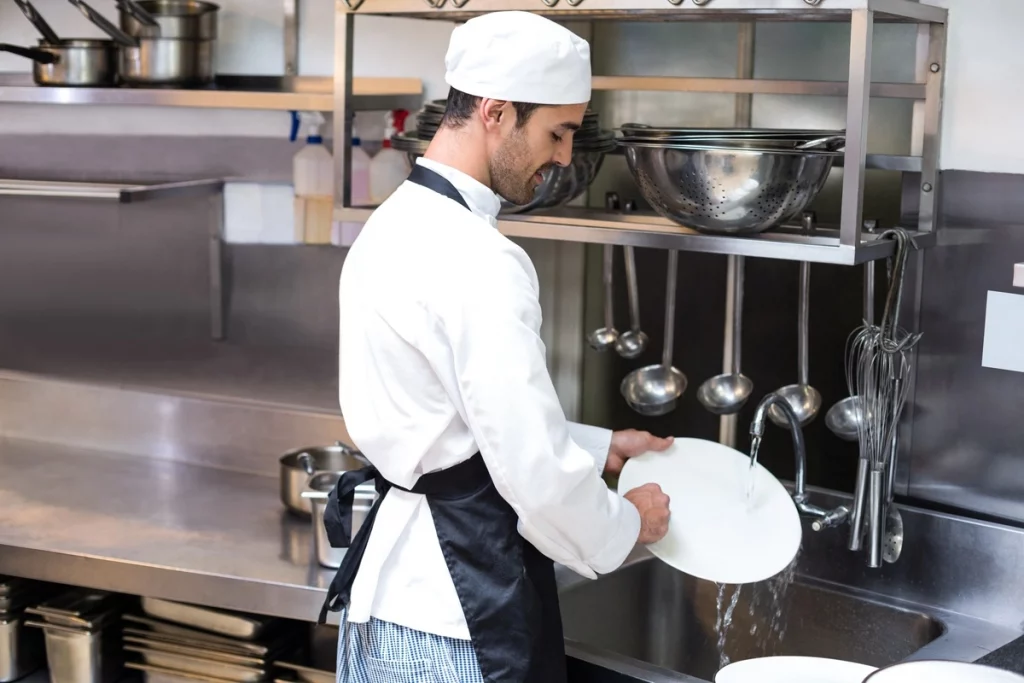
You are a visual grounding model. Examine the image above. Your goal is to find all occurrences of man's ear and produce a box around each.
[479,98,510,132]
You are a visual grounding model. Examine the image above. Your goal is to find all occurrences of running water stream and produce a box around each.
[714,550,801,670]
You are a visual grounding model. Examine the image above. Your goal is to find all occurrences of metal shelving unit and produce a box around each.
[0,74,422,112]
[331,0,948,266]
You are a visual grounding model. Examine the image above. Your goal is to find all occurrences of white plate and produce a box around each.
[866,661,1024,683]
[716,656,876,683]
[618,437,802,585]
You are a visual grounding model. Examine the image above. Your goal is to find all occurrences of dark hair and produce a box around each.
[441,87,542,129]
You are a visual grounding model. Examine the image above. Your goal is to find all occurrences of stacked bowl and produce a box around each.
[617,124,845,235]
[393,100,615,214]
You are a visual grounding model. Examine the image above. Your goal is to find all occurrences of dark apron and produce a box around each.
[319,163,567,683]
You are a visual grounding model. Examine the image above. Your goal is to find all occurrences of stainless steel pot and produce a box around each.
[279,442,367,517]
[71,0,216,87]
[302,473,377,569]
[0,40,118,87]
[120,0,219,40]
[119,38,214,87]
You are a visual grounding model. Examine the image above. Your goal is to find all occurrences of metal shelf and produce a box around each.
[0,177,224,203]
[339,0,947,23]
[0,74,422,112]
[335,206,932,265]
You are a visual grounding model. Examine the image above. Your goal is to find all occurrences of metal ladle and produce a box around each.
[768,214,822,428]
[587,244,619,351]
[697,255,753,414]
[615,246,648,359]
[621,250,687,416]
[826,221,878,442]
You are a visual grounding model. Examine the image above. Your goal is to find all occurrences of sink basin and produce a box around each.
[560,556,944,682]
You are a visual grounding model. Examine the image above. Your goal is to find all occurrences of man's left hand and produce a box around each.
[604,429,674,477]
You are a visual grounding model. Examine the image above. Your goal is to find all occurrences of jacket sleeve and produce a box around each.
[566,422,612,475]
[437,245,639,578]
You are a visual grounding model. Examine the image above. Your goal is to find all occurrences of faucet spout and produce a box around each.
[750,393,809,502]
[749,392,848,531]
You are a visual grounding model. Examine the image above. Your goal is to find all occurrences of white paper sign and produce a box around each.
[982,291,1024,373]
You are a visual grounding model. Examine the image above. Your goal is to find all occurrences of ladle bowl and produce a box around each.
[615,329,648,359]
[825,395,864,442]
[696,372,753,415]
[620,365,688,417]
[588,327,618,351]
[767,383,822,429]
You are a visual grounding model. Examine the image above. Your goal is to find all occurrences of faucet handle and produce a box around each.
[810,506,850,532]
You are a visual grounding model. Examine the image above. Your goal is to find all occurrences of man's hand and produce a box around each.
[604,429,674,477]
[623,483,671,545]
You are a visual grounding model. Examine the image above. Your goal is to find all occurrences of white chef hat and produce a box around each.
[444,11,591,106]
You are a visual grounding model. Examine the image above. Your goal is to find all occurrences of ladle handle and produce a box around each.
[731,256,745,375]
[798,261,811,386]
[662,250,679,368]
[602,244,615,331]
[863,220,877,325]
[624,246,641,333]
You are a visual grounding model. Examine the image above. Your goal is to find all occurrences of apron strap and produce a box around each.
[406,163,471,212]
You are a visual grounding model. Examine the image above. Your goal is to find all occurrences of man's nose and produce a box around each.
[553,139,573,167]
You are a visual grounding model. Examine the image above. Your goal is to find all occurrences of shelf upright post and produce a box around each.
[285,0,300,77]
[839,8,873,252]
[917,20,946,235]
[334,5,355,213]
[719,21,755,450]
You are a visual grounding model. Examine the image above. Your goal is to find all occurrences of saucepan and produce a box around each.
[68,0,219,87]
[0,40,119,87]
[279,441,368,517]
[3,0,119,87]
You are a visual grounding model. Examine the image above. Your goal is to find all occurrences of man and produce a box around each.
[323,10,673,683]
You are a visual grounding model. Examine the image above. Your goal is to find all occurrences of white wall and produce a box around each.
[926,0,1024,174]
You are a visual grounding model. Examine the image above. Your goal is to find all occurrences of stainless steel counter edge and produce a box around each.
[0,543,341,625]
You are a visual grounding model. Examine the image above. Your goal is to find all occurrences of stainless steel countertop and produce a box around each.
[0,437,337,623]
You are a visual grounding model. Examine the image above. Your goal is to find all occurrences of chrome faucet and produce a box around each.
[749,392,849,531]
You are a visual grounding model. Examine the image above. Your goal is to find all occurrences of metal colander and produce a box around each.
[621,140,839,235]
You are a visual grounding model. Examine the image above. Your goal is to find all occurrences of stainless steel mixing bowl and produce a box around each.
[620,140,839,235]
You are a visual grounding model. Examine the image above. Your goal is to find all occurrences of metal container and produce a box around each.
[120,0,220,40]
[279,442,367,517]
[124,645,265,682]
[620,140,838,235]
[1,615,45,683]
[25,620,123,683]
[71,0,216,88]
[0,39,118,87]
[140,598,276,641]
[302,473,377,569]
[119,38,214,87]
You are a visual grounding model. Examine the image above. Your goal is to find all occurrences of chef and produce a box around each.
[321,10,673,683]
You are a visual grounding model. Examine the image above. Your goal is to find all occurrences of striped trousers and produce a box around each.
[337,614,485,683]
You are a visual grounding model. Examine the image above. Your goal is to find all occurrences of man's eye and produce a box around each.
[552,133,563,143]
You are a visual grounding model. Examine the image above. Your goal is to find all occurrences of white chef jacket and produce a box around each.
[337,157,641,640]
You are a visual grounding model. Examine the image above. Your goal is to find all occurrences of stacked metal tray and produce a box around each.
[1,576,54,683]
[124,598,301,683]
[24,589,127,683]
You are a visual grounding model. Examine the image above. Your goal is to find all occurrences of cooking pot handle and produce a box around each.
[0,43,57,64]
[116,0,161,30]
[12,0,61,45]
[296,452,317,476]
[66,0,138,47]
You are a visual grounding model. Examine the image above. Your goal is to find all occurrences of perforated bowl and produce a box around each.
[620,140,839,235]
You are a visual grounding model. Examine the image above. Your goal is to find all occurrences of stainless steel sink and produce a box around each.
[556,487,1024,683]
[560,556,942,682]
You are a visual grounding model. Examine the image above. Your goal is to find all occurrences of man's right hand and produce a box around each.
[623,483,671,545]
